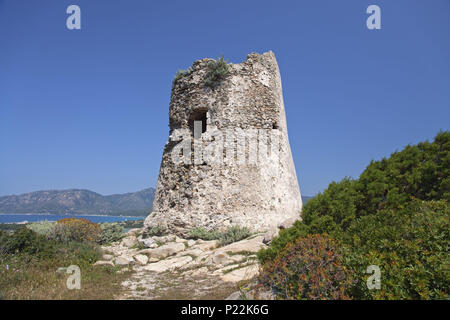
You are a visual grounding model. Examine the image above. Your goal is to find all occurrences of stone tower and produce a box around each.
[144,51,302,237]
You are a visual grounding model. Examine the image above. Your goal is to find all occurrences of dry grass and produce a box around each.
[0,246,131,300]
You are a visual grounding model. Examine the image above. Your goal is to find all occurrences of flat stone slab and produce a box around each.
[220,264,260,283]
[139,255,193,273]
[219,236,266,254]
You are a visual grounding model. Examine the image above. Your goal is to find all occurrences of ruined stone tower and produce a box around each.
[144,51,302,237]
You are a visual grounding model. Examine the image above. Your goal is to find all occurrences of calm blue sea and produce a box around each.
[0,214,144,224]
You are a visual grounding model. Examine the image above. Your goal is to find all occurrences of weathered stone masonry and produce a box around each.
[144,51,302,236]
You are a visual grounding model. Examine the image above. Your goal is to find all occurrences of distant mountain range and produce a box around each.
[0,188,155,216]
[0,188,313,216]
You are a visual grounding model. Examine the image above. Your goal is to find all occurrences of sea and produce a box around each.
[0,214,144,224]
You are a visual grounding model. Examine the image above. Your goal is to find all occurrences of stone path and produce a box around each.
[96,229,267,300]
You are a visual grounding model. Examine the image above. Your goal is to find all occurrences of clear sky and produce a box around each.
[0,0,449,197]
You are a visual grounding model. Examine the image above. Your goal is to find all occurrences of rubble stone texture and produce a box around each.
[144,51,302,236]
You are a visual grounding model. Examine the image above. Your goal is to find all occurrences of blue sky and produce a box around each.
[0,0,449,197]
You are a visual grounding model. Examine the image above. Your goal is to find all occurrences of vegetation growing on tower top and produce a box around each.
[204,55,230,89]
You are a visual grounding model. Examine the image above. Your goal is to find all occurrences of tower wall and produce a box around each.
[144,51,302,236]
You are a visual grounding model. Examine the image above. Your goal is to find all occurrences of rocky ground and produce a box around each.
[96,229,270,300]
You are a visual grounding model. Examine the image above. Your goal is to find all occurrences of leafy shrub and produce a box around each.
[259,131,450,299]
[259,234,355,300]
[219,225,251,246]
[27,220,57,238]
[144,225,166,237]
[189,225,251,245]
[258,221,310,263]
[204,55,230,88]
[54,218,101,243]
[97,222,124,245]
[342,200,449,299]
[188,227,220,241]
[0,223,24,232]
[0,227,56,257]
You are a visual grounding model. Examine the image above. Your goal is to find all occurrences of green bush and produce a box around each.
[259,131,450,299]
[219,225,251,246]
[204,55,230,89]
[259,234,355,300]
[53,218,101,243]
[27,220,57,238]
[188,227,220,241]
[144,225,166,237]
[98,222,124,245]
[189,225,251,246]
[0,227,60,259]
[342,200,449,299]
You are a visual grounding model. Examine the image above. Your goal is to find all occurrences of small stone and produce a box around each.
[140,238,156,248]
[115,255,135,266]
[175,236,186,243]
[141,255,193,273]
[191,267,208,277]
[102,254,114,261]
[145,242,186,259]
[219,236,266,254]
[134,254,149,265]
[93,260,115,267]
[121,236,138,248]
[192,240,219,251]
[220,264,260,283]
[187,239,196,247]
[263,226,279,244]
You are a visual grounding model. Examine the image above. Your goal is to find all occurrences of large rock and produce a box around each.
[115,255,135,266]
[138,237,157,248]
[220,264,260,283]
[134,254,149,265]
[219,236,266,254]
[140,255,193,273]
[192,240,219,252]
[145,242,186,260]
[205,252,245,267]
[121,236,138,248]
[102,254,114,261]
[263,226,279,244]
[94,260,115,267]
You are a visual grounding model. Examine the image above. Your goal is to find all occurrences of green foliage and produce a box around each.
[259,131,450,299]
[189,225,251,246]
[174,69,187,83]
[218,225,252,246]
[259,234,355,300]
[0,227,53,256]
[0,223,24,232]
[342,200,449,299]
[27,220,57,237]
[144,225,166,237]
[53,218,102,243]
[97,222,124,245]
[0,226,125,300]
[258,221,310,263]
[188,227,220,241]
[204,55,230,89]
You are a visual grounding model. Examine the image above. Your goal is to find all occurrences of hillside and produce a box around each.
[0,188,155,216]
